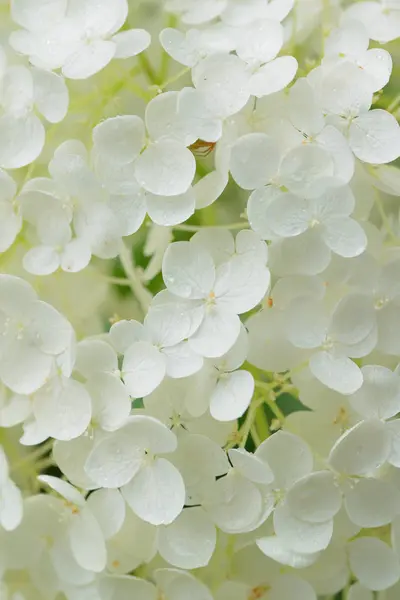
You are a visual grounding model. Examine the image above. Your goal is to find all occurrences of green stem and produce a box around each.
[119,241,152,316]
[139,53,160,85]
[239,397,264,448]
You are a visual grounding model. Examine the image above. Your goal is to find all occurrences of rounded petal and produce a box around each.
[210,370,254,421]
[93,116,145,165]
[269,574,317,600]
[163,241,215,299]
[53,437,97,490]
[32,68,69,123]
[248,56,298,98]
[256,537,319,568]
[349,110,400,165]
[122,458,185,525]
[348,538,400,591]
[256,431,313,489]
[214,255,270,313]
[11,0,67,30]
[188,307,241,358]
[135,140,196,197]
[350,365,400,420]
[86,489,125,540]
[228,448,274,485]
[286,471,342,523]
[0,480,23,531]
[345,478,400,528]
[322,217,367,257]
[230,133,280,190]
[122,341,166,398]
[158,507,216,569]
[112,29,151,59]
[23,246,60,275]
[69,507,107,572]
[309,351,363,395]
[328,419,391,476]
[62,40,116,79]
[146,189,195,226]
[273,502,333,554]
[0,113,45,169]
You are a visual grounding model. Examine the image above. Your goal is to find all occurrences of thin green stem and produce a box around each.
[105,276,132,287]
[139,53,160,85]
[239,397,264,448]
[119,241,152,316]
[11,439,53,473]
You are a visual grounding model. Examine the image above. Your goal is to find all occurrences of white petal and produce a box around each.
[23,246,60,275]
[309,351,363,395]
[93,116,145,165]
[256,537,319,568]
[0,480,23,531]
[69,507,107,573]
[194,170,228,209]
[344,478,400,527]
[265,194,309,237]
[348,538,400,591]
[322,217,367,257]
[230,133,280,190]
[157,507,216,569]
[109,319,148,353]
[350,365,400,420]
[214,255,270,314]
[122,458,185,525]
[86,489,125,540]
[236,19,283,64]
[84,432,144,488]
[163,342,204,379]
[62,40,116,80]
[248,56,298,97]
[228,448,274,484]
[33,378,91,441]
[163,241,215,299]
[269,574,317,600]
[112,29,151,58]
[328,419,391,475]
[146,189,195,226]
[286,471,342,523]
[0,113,45,169]
[11,0,67,30]
[135,140,196,197]
[76,339,117,378]
[349,110,400,165]
[387,419,400,468]
[121,415,178,454]
[273,503,333,554]
[53,437,97,490]
[188,307,241,358]
[122,341,166,397]
[88,374,131,432]
[38,474,86,506]
[32,68,69,123]
[210,370,254,421]
[190,228,235,266]
[192,54,250,118]
[360,48,392,91]
[0,338,53,395]
[256,431,313,489]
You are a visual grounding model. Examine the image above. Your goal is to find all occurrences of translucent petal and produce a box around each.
[214,255,270,313]
[146,91,193,145]
[112,29,151,59]
[349,110,400,165]
[188,306,241,358]
[344,478,400,527]
[122,341,166,398]
[285,298,328,349]
[163,241,215,299]
[134,140,196,197]
[32,68,69,123]
[360,48,392,92]
[146,189,195,226]
[84,431,144,488]
[192,54,250,118]
[33,378,91,441]
[0,113,45,169]
[69,507,107,573]
[330,294,375,345]
[230,133,280,190]
[88,373,131,432]
[62,40,116,80]
[0,480,23,531]
[109,319,148,353]
[236,19,283,64]
[269,229,331,276]
[309,351,363,395]
[121,415,178,454]
[248,56,298,98]
[11,0,67,31]
[348,538,400,591]
[387,419,400,468]
[53,437,97,490]
[76,339,117,378]
[0,338,53,395]
[210,370,254,421]
[265,195,310,237]
[158,507,216,569]
[279,144,334,199]
[98,576,157,600]
[269,574,317,600]
[67,0,128,37]
[256,536,319,568]
[191,229,235,266]
[350,365,400,420]
[256,431,313,489]
[322,217,367,257]
[273,502,333,554]
[194,170,228,209]
[122,458,185,525]
[23,246,60,275]
[289,78,325,137]
[286,471,342,523]
[163,342,204,379]
[38,474,86,506]
[320,62,372,117]
[93,116,145,165]
[159,28,200,67]
[316,126,355,185]
[86,489,125,540]
[228,448,274,484]
[328,419,391,475]
[247,185,286,240]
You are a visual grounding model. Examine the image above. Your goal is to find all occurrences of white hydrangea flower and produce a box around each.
[0,446,23,532]
[10,0,151,80]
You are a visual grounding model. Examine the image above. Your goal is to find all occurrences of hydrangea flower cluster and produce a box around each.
[2,0,400,598]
